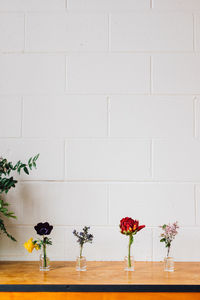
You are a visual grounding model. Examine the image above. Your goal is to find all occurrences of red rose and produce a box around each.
[120,217,145,235]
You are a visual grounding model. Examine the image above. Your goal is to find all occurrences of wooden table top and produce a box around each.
[0,261,199,286]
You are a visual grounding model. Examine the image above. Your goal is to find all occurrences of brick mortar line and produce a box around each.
[0,9,200,14]
[1,9,196,13]
[0,10,191,13]
[17,180,200,183]
[0,51,200,54]
[0,91,200,97]
[1,93,200,96]
[1,137,199,140]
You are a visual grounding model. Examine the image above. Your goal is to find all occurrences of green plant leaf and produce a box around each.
[23,167,29,175]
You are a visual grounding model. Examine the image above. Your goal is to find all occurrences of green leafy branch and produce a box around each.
[0,154,39,241]
[0,199,16,219]
[0,218,16,241]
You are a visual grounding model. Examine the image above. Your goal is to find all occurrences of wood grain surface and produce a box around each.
[0,261,199,285]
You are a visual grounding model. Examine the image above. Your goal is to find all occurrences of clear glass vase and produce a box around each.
[164,257,174,272]
[39,253,50,271]
[76,256,87,271]
[124,256,134,271]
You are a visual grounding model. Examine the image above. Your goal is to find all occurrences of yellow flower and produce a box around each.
[34,243,40,251]
[24,238,35,253]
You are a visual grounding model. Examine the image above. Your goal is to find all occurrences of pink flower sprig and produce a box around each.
[160,221,179,258]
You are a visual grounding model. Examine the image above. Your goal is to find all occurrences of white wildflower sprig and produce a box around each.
[160,221,179,258]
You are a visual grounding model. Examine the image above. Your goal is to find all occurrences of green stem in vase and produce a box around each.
[167,245,170,258]
[43,237,47,268]
[80,244,83,258]
[79,244,83,270]
[128,234,133,268]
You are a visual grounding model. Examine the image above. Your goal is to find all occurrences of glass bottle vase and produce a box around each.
[164,257,174,272]
[76,256,87,271]
[124,256,134,271]
[39,253,50,271]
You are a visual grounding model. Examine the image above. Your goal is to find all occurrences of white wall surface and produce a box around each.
[0,0,200,262]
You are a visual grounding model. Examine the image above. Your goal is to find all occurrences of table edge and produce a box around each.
[0,285,200,293]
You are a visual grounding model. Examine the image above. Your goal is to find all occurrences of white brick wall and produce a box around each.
[0,139,64,180]
[153,0,200,11]
[0,97,21,137]
[26,13,109,52]
[109,183,195,227]
[0,0,65,11]
[0,0,200,262]
[23,95,108,137]
[109,96,193,138]
[68,54,150,93]
[0,14,24,51]
[152,55,200,94]
[66,139,151,180]
[0,54,65,93]
[111,13,193,51]
[67,0,150,11]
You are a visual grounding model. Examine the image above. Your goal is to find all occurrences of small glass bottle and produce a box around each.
[124,256,134,271]
[39,253,50,271]
[164,257,174,272]
[76,256,87,271]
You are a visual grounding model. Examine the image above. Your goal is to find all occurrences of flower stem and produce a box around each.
[43,237,47,268]
[128,234,133,268]
[80,244,83,258]
[167,246,170,258]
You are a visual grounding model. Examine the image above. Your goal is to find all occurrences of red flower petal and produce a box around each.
[137,225,145,232]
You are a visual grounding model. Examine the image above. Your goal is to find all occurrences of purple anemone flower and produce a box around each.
[34,222,53,236]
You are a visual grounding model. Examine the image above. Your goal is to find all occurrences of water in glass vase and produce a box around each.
[76,256,87,271]
[40,253,50,271]
[124,256,134,271]
[164,257,174,272]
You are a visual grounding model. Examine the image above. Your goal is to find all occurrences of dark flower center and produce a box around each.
[39,228,49,235]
